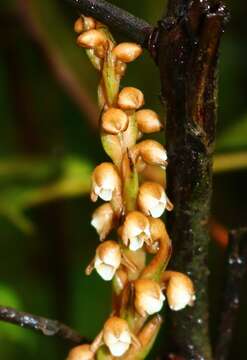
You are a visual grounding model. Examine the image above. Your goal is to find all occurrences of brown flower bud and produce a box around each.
[122,211,151,251]
[134,279,165,316]
[91,203,114,241]
[103,317,132,357]
[137,182,168,218]
[94,240,121,281]
[91,163,121,202]
[132,140,167,169]
[136,109,163,133]
[163,271,196,311]
[118,87,144,110]
[66,345,94,360]
[74,17,84,34]
[102,108,129,135]
[77,30,106,49]
[112,43,142,63]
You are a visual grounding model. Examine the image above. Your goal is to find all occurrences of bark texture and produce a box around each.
[154,1,229,359]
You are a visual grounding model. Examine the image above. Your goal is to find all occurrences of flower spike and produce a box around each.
[74,16,195,360]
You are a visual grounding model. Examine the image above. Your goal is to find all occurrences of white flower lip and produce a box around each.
[135,279,165,316]
[129,235,145,251]
[140,293,165,315]
[103,317,131,357]
[95,262,116,281]
[107,331,131,357]
[91,163,121,202]
[122,211,151,251]
[94,185,113,202]
[144,191,167,218]
[149,199,166,218]
[94,241,121,281]
[168,284,194,311]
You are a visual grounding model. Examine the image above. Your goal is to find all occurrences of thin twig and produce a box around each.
[214,228,247,360]
[0,306,87,345]
[65,0,153,47]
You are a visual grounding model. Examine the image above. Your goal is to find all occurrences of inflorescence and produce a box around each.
[67,15,196,360]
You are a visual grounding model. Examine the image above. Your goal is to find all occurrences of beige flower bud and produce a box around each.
[122,211,151,251]
[136,109,163,133]
[91,163,121,202]
[66,344,94,360]
[137,182,167,218]
[163,271,196,311]
[118,87,144,110]
[112,43,142,63]
[103,317,131,357]
[94,241,121,281]
[77,30,106,49]
[132,140,167,169]
[134,279,165,316]
[102,108,129,135]
[91,203,114,241]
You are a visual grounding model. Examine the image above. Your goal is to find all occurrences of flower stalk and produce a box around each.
[67,15,195,360]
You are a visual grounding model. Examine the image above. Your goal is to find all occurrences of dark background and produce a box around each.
[0,0,247,359]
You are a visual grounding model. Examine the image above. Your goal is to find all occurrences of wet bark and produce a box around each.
[155,1,229,359]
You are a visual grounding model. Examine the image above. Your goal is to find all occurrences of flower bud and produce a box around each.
[163,272,196,311]
[94,241,121,281]
[102,108,129,135]
[74,17,84,34]
[77,30,106,49]
[103,317,131,357]
[118,87,144,110]
[136,109,163,133]
[112,43,142,63]
[122,211,151,251]
[137,182,167,218]
[132,140,167,169]
[91,203,114,241]
[66,345,94,360]
[134,279,165,316]
[91,163,121,202]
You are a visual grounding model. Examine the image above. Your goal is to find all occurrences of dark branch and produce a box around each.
[0,306,87,345]
[214,228,247,360]
[156,1,229,359]
[65,0,153,47]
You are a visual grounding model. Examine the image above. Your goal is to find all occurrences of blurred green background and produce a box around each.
[0,0,247,359]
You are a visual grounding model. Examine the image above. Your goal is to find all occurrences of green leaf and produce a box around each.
[217,113,247,152]
[0,156,93,233]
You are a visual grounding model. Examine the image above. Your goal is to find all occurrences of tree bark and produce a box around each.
[155,1,229,359]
